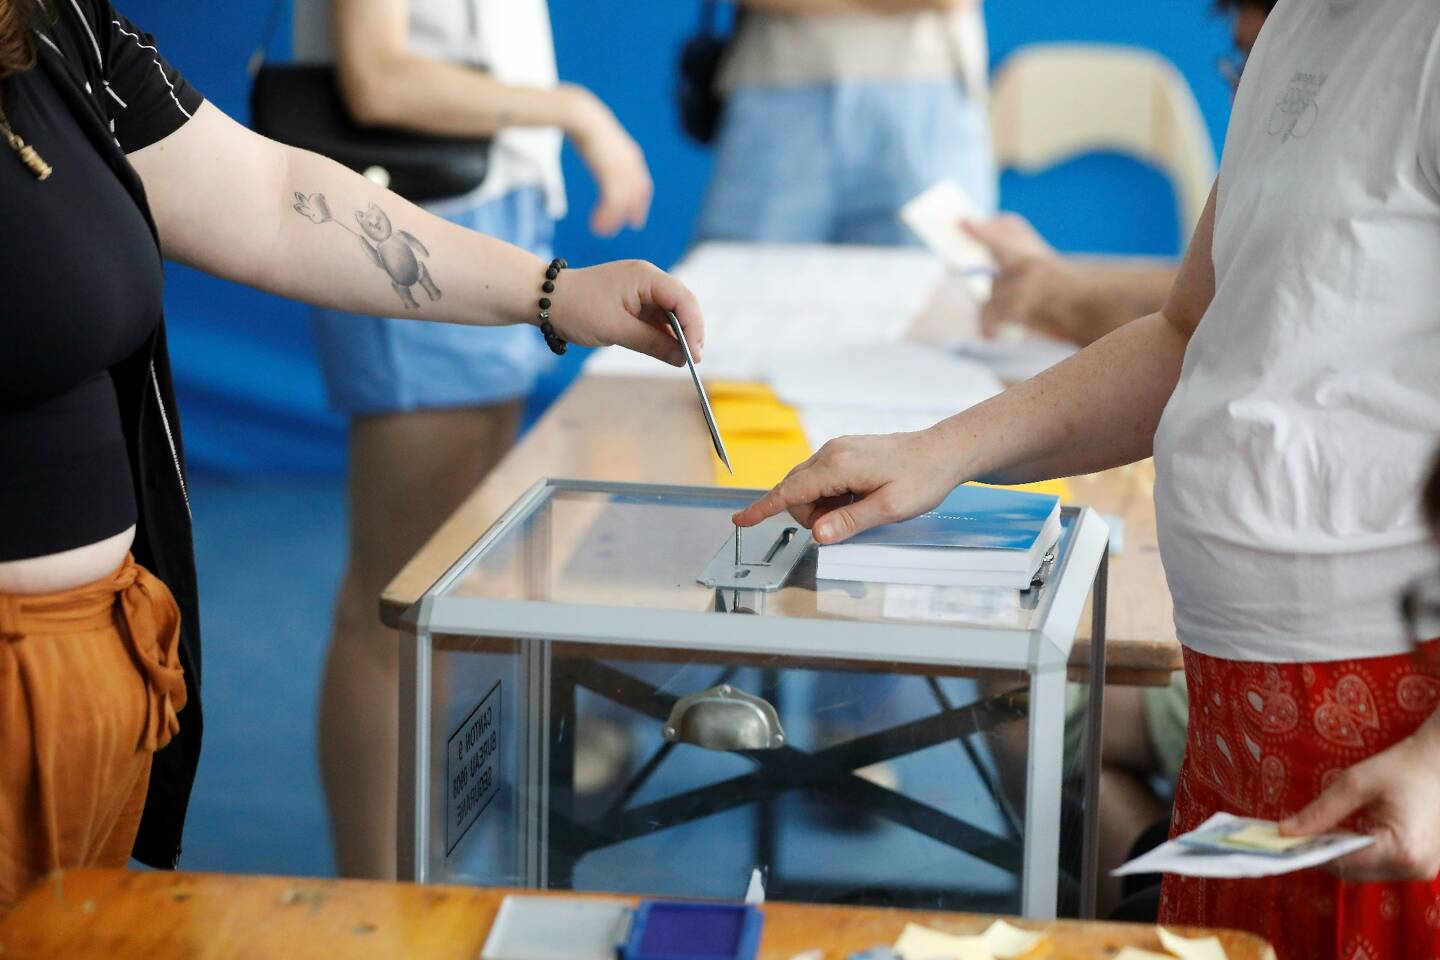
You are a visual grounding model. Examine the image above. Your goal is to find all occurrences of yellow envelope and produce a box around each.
[708,380,778,402]
[712,399,808,438]
[708,384,812,488]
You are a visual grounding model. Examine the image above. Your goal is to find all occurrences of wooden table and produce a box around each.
[381,375,1180,686]
[0,869,1274,960]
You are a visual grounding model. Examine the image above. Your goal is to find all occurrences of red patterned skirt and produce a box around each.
[1159,645,1440,960]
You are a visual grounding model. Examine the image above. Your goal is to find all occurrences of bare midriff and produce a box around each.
[0,526,136,595]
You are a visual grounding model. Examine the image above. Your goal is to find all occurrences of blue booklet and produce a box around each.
[818,485,1062,584]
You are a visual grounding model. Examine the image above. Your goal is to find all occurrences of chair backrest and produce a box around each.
[990,43,1217,248]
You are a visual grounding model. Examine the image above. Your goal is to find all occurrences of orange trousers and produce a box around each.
[0,556,185,912]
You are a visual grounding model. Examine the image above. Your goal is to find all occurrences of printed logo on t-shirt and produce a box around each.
[1267,72,1327,141]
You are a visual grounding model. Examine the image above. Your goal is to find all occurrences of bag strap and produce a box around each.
[247,0,289,79]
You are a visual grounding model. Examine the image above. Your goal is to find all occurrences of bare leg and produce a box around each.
[1095,685,1168,916]
[983,680,1173,916]
[318,402,523,879]
[417,262,442,301]
[1097,767,1168,915]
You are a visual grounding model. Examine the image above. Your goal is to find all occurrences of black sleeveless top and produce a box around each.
[0,63,164,559]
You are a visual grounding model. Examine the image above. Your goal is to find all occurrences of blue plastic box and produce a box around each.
[621,901,763,960]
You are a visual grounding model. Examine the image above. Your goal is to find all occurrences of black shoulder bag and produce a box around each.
[248,0,491,204]
[676,0,739,145]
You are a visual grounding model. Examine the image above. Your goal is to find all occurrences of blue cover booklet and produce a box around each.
[817,484,1062,585]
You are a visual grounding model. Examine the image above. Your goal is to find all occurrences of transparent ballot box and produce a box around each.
[399,480,1110,919]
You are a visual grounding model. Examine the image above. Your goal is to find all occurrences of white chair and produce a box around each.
[990,43,1218,248]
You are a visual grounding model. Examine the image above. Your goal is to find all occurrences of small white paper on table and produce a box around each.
[1113,812,1374,878]
[1157,927,1231,960]
[893,920,1045,960]
[880,584,1023,627]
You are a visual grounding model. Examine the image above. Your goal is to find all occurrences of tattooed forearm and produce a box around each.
[292,192,442,310]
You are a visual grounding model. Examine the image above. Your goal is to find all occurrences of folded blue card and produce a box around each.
[842,485,1060,551]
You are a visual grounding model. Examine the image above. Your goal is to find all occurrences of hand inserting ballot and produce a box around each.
[546,261,704,368]
[732,430,963,545]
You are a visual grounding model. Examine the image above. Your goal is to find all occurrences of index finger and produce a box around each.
[732,458,832,528]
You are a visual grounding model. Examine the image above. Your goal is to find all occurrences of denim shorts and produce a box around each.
[311,186,556,414]
[696,80,996,246]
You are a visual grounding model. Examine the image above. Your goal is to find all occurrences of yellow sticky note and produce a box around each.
[1222,823,1310,852]
[1113,950,1175,960]
[1157,927,1230,960]
[979,920,1046,959]
[893,922,992,960]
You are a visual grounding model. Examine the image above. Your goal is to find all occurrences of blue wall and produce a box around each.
[123,1,1234,478]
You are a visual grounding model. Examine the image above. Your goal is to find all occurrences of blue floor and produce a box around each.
[182,473,346,877]
[180,473,1024,905]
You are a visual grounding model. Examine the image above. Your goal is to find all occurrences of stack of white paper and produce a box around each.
[818,485,1062,589]
[768,341,1005,450]
[585,243,944,381]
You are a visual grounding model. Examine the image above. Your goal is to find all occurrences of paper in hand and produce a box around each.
[1114,812,1374,879]
[899,180,997,279]
[1178,817,1318,856]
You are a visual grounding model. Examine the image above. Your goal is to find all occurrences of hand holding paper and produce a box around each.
[1113,812,1373,879]
[1279,717,1440,882]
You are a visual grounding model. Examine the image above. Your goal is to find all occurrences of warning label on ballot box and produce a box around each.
[446,681,501,854]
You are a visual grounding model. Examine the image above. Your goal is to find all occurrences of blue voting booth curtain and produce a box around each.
[122,1,1231,478]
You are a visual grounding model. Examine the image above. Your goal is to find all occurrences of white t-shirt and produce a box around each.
[292,0,566,218]
[1153,0,1440,663]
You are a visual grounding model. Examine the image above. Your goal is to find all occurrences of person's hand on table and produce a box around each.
[963,214,1117,347]
[1280,712,1440,883]
[550,261,703,367]
[732,429,962,544]
[565,85,654,238]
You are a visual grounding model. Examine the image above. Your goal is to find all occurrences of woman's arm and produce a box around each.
[127,103,698,364]
[734,184,1217,543]
[333,0,650,236]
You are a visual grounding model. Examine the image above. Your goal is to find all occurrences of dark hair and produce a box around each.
[0,0,43,81]
[1426,448,1440,535]
[1214,0,1280,12]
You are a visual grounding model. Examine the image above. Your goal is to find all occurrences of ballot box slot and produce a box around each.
[699,521,813,593]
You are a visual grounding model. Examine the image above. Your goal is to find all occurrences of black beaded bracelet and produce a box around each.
[538,257,568,356]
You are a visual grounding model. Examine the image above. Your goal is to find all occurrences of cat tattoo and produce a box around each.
[292,192,442,309]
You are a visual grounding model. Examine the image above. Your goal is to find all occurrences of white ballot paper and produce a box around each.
[1113,812,1374,879]
[893,919,1045,960]
[900,180,997,276]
